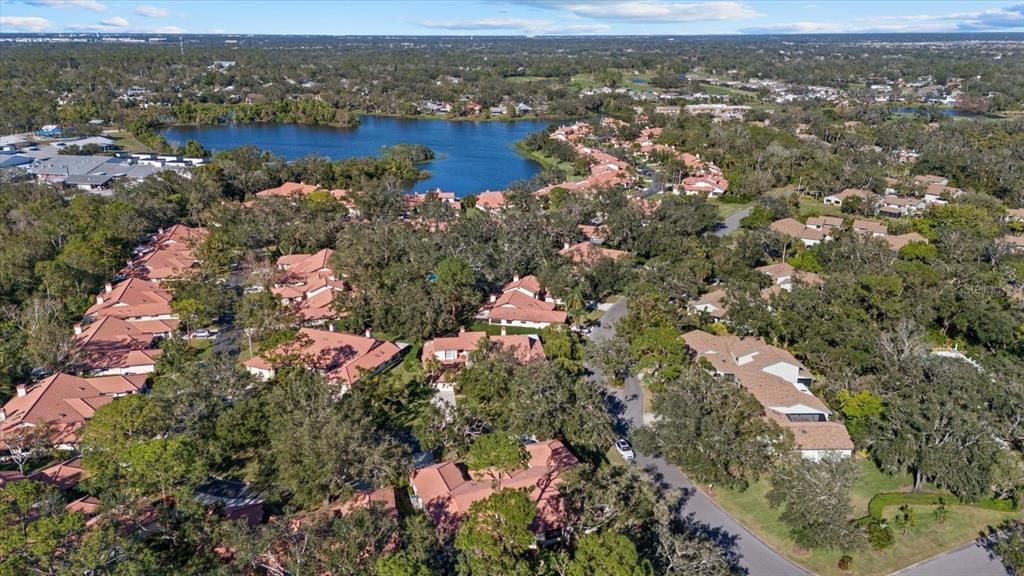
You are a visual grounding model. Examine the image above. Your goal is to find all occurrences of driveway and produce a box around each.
[894,540,1010,576]
[587,298,812,576]
[211,267,244,357]
[715,206,752,237]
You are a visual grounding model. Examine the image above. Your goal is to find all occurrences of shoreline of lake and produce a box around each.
[162,116,563,195]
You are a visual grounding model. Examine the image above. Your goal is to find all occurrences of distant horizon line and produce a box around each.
[2,31,1024,38]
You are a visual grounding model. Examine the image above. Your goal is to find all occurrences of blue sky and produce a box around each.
[1,1,1023,35]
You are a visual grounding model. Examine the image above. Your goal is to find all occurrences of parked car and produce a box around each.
[244,285,264,294]
[191,329,212,339]
[614,437,635,461]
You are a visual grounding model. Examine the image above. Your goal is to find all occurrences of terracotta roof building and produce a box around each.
[410,439,578,536]
[770,218,826,246]
[422,329,545,368]
[823,188,873,207]
[127,224,206,282]
[73,316,162,375]
[84,277,176,326]
[559,241,629,265]
[682,330,854,460]
[475,190,507,212]
[242,327,406,388]
[477,278,567,330]
[1,373,146,447]
[30,457,85,490]
[689,288,729,320]
[272,249,347,324]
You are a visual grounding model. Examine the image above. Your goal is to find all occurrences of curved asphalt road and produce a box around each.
[589,298,1013,576]
[587,299,812,576]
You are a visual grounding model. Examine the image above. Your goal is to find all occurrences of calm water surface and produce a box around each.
[162,116,560,195]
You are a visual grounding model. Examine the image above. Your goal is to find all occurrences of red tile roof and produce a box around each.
[73,317,161,373]
[559,241,629,264]
[410,439,578,533]
[30,457,85,490]
[486,290,567,325]
[681,331,853,452]
[85,277,174,321]
[422,330,545,366]
[1,374,145,446]
[243,328,403,387]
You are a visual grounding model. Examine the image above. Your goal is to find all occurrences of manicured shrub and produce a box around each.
[868,520,895,550]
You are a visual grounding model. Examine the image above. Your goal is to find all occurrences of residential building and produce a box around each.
[559,241,629,265]
[879,194,926,217]
[273,249,347,324]
[769,218,827,246]
[680,175,729,197]
[84,277,177,329]
[756,262,823,299]
[73,316,163,375]
[823,188,873,207]
[422,328,545,368]
[127,224,206,282]
[194,479,264,527]
[852,219,889,237]
[477,276,567,329]
[689,288,728,320]
[30,457,85,490]
[474,190,507,212]
[242,327,406,388]
[409,439,578,538]
[682,330,854,461]
[0,373,146,448]
[805,216,843,231]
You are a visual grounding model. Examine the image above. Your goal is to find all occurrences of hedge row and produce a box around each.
[868,492,1018,519]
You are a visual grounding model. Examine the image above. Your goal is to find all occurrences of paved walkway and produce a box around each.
[589,297,1012,576]
[715,206,752,237]
[587,299,812,575]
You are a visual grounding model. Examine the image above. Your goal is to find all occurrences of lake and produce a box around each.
[162,116,560,195]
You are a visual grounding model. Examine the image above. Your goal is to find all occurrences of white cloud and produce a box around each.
[741,3,1024,34]
[511,1,760,22]
[0,15,53,31]
[149,25,186,33]
[100,15,128,27]
[133,5,170,18]
[417,17,609,35]
[26,0,107,11]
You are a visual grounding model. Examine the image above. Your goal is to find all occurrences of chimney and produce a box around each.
[158,227,164,235]
[459,326,465,334]
[16,384,27,398]
[364,328,373,339]
[96,294,104,305]
[328,323,335,332]
[105,282,113,293]
[500,326,507,336]
[563,242,571,251]
[0,409,5,422]
[490,294,497,303]
[74,324,83,335]
[513,274,520,282]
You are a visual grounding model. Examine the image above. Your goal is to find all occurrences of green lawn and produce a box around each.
[468,322,541,337]
[515,142,582,178]
[711,458,1022,576]
[570,73,597,91]
[109,130,152,152]
[798,197,845,218]
[710,199,753,219]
